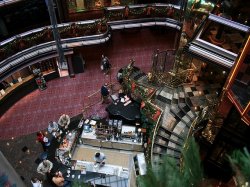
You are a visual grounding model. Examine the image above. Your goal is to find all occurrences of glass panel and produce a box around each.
[231,53,250,109]
[200,21,247,54]
[185,0,215,34]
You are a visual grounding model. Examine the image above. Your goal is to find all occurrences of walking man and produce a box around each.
[101,83,110,104]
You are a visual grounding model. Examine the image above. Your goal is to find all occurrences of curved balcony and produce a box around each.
[0,4,182,81]
[108,17,181,30]
[0,0,23,7]
[0,20,111,81]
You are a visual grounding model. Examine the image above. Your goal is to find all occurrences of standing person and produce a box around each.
[100,54,111,74]
[58,114,70,129]
[94,152,106,167]
[37,159,53,176]
[36,131,50,151]
[48,121,60,138]
[52,171,71,187]
[31,177,43,187]
[100,83,110,104]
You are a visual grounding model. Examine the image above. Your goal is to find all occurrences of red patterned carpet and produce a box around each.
[0,28,175,140]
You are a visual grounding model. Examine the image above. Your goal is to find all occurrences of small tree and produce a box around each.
[228,148,250,187]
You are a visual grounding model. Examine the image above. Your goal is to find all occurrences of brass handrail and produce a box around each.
[82,81,120,118]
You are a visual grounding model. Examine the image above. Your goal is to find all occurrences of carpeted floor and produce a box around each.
[0,28,175,187]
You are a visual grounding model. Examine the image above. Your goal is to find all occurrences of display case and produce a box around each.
[94,120,117,140]
[80,119,143,151]
[133,153,146,176]
[121,125,136,139]
[56,130,79,166]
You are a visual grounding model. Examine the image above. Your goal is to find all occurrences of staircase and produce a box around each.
[123,66,222,167]
[151,81,221,167]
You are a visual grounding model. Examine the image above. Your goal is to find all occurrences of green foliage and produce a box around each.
[71,181,88,187]
[182,137,203,187]
[138,137,203,187]
[228,147,250,185]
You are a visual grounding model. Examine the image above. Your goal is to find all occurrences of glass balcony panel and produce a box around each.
[200,21,247,54]
[231,53,250,109]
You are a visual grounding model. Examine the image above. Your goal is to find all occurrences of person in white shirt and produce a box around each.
[37,159,53,175]
[48,121,61,138]
[31,177,43,187]
[94,152,106,167]
[58,114,70,129]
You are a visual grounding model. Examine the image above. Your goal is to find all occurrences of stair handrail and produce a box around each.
[167,68,195,87]
[82,81,119,118]
[149,104,163,163]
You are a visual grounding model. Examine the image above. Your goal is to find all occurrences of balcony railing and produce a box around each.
[0,3,182,81]
[184,14,250,69]
[105,3,182,22]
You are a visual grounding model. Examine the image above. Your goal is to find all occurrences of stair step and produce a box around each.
[155,138,182,152]
[156,87,164,95]
[153,145,167,155]
[154,99,168,110]
[161,113,177,131]
[171,89,179,105]
[170,107,192,128]
[178,103,197,120]
[169,134,184,144]
[167,141,182,151]
[166,149,181,158]
[172,120,189,138]
[156,94,172,105]
[156,133,182,146]
[170,105,185,120]
[160,125,185,140]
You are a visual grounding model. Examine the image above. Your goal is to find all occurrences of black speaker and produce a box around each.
[72,55,85,74]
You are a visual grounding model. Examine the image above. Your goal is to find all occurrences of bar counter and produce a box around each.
[46,115,131,185]
[80,119,143,152]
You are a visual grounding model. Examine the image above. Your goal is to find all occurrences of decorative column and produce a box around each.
[45,0,68,70]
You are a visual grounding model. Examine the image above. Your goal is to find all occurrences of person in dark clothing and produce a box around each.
[101,83,110,104]
[100,55,111,74]
[118,89,125,99]
[36,131,50,152]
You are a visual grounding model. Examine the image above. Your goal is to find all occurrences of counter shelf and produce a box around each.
[80,119,143,151]
[56,129,79,166]
[69,160,129,178]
